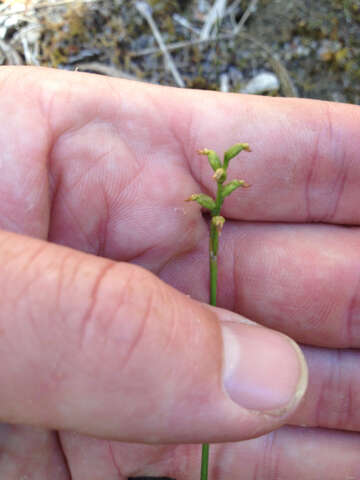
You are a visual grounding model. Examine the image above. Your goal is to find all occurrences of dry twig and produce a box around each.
[0,38,23,64]
[130,30,298,97]
[135,1,185,88]
[233,0,257,34]
[200,0,227,40]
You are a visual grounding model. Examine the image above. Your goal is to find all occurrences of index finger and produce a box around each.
[49,69,359,225]
[2,66,359,227]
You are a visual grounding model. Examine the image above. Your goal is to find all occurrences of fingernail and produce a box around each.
[221,322,308,413]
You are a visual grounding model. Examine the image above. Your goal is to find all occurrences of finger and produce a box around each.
[0,229,306,443]
[290,345,360,433]
[161,221,360,348]
[214,426,360,480]
[59,426,360,480]
[42,69,360,225]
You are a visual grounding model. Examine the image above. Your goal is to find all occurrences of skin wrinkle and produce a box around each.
[210,442,223,480]
[37,81,80,242]
[108,442,122,479]
[232,237,241,315]
[345,271,360,346]
[327,167,348,223]
[53,250,75,320]
[314,350,334,427]
[56,139,113,192]
[11,242,49,306]
[50,119,130,192]
[252,457,259,480]
[119,282,152,372]
[287,345,360,432]
[165,85,196,177]
[49,250,82,351]
[263,430,280,480]
[40,80,73,247]
[49,120,147,256]
[305,102,348,223]
[114,159,146,209]
[96,183,110,257]
[78,261,116,350]
[259,430,273,480]
[54,432,72,480]
[172,444,194,479]
[97,264,135,355]
[145,88,192,165]
[304,105,324,222]
[336,352,354,430]
[48,181,93,251]
[134,217,200,274]
[346,379,354,432]
[47,153,62,242]
[314,349,354,429]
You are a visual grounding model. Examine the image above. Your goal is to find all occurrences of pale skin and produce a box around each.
[0,66,359,479]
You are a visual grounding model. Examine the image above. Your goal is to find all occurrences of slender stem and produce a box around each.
[209,222,218,306]
[201,189,221,480]
[192,144,250,480]
[200,443,210,480]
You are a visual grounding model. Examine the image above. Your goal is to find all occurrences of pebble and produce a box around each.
[241,72,280,94]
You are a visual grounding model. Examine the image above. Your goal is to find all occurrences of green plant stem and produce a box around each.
[194,143,250,480]
[209,222,219,306]
[201,191,221,480]
[200,442,210,480]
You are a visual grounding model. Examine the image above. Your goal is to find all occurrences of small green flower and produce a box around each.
[197,148,222,171]
[212,215,225,235]
[222,179,250,199]
[185,193,216,211]
[212,168,226,184]
[223,142,251,170]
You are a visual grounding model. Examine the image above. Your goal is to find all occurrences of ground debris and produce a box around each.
[0,0,358,103]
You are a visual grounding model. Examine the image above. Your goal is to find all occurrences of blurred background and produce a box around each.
[0,0,359,103]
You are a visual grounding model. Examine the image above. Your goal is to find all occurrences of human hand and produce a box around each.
[0,66,358,479]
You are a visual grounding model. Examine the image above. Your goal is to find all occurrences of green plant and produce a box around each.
[186,143,251,480]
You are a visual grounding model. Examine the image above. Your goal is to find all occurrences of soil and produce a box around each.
[2,0,359,103]
[19,0,359,104]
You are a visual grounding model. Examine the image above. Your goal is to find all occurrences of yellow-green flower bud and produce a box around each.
[212,168,226,184]
[212,215,225,235]
[197,148,222,172]
[222,179,250,198]
[223,143,251,169]
[185,193,216,211]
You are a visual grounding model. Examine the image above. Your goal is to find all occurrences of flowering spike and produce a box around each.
[186,144,252,480]
[223,143,251,170]
[198,148,222,172]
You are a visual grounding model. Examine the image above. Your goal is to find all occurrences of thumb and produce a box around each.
[0,229,307,443]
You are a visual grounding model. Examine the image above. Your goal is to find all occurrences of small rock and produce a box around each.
[241,72,280,94]
[219,72,229,92]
